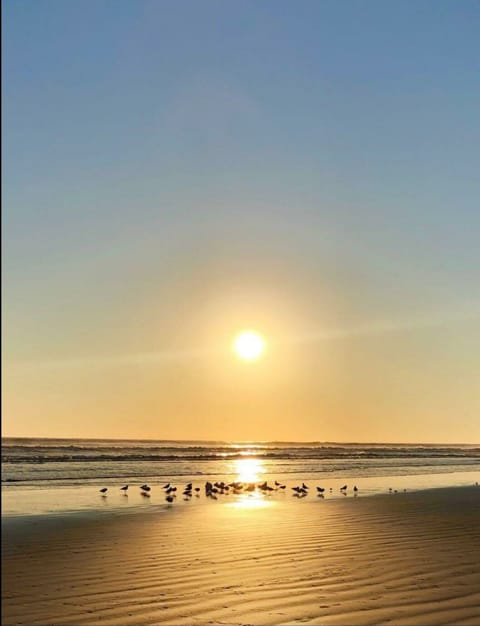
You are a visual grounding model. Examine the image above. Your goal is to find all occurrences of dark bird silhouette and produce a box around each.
[166,495,174,503]
[302,483,309,490]
[353,486,358,492]
[316,487,325,493]
[120,485,129,492]
[141,485,151,492]
[340,485,347,491]
[163,483,170,489]
[99,488,108,494]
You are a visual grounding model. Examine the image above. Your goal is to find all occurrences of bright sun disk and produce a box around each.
[233,331,265,361]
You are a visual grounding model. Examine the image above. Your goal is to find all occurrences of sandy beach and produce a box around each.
[2,486,480,626]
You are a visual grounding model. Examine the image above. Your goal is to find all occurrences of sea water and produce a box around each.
[2,438,479,516]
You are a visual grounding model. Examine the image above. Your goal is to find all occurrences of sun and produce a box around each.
[233,330,265,361]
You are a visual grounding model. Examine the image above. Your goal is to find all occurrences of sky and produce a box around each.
[3,0,480,442]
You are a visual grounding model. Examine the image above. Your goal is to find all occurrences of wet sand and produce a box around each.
[2,486,480,625]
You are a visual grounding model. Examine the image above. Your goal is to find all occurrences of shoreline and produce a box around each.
[2,470,478,519]
[3,486,480,625]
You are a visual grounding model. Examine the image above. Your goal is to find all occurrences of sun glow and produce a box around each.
[233,331,265,361]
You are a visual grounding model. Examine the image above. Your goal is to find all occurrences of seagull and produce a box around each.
[141,485,151,492]
[353,486,358,492]
[316,487,325,493]
[100,487,108,494]
[340,485,347,491]
[120,485,129,492]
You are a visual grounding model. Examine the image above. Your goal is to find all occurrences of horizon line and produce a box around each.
[2,435,478,447]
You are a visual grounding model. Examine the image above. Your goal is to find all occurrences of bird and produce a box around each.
[353,486,358,492]
[100,487,108,494]
[166,495,174,504]
[141,485,151,492]
[340,485,347,491]
[302,483,309,490]
[163,483,170,489]
[316,487,325,493]
[120,485,129,493]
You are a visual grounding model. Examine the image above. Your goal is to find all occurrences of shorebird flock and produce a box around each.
[98,480,362,503]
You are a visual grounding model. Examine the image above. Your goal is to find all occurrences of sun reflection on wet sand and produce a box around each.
[226,491,273,510]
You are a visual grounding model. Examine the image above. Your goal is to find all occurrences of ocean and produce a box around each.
[3,437,480,485]
[2,438,479,516]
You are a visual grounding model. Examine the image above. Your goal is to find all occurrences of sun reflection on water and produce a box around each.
[223,458,273,510]
[232,458,265,483]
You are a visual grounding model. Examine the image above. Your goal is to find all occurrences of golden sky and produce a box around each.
[3,2,480,443]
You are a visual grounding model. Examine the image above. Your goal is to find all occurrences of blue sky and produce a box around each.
[3,1,480,441]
